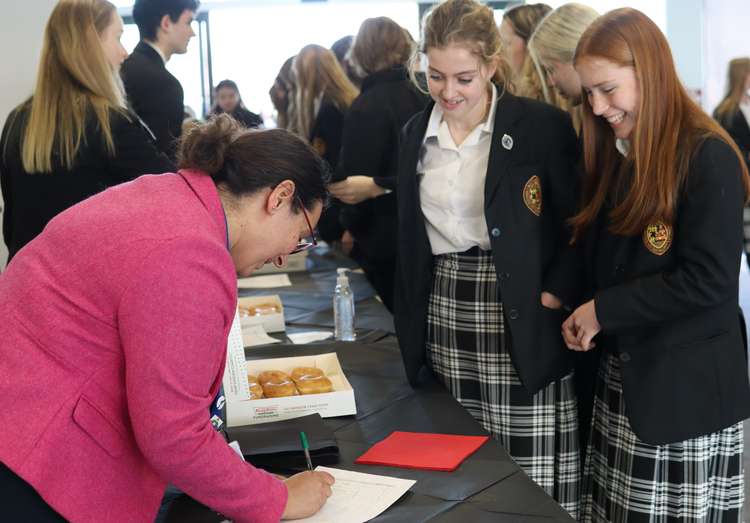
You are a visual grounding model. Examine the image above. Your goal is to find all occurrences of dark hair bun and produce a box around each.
[178,114,240,176]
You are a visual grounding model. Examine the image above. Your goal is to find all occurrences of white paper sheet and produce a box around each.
[297,467,416,523]
[237,274,292,289]
[241,324,282,347]
[222,310,251,404]
[287,331,333,345]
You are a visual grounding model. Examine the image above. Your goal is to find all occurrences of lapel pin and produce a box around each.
[501,134,513,150]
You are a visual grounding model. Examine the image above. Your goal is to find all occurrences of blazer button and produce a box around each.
[619,352,631,363]
[508,308,519,320]
[615,264,625,274]
[491,227,501,237]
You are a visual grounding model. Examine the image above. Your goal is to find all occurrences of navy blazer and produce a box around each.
[583,137,750,445]
[394,91,581,394]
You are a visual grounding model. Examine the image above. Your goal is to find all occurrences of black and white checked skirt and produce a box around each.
[426,249,581,518]
[582,353,744,522]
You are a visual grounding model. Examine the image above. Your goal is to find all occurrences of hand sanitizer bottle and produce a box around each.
[334,268,356,341]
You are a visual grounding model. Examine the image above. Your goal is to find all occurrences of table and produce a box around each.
[166,246,574,522]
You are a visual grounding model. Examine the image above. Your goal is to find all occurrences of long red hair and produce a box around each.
[570,8,750,242]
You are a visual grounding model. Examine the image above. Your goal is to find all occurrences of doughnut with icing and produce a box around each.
[291,366,333,395]
[247,373,264,399]
[258,370,298,397]
[238,303,280,317]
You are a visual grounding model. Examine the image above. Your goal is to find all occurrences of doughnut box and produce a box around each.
[226,352,356,426]
[238,294,285,333]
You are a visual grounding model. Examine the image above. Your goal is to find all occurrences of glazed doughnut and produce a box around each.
[258,370,297,397]
[291,367,333,395]
[247,373,264,400]
[238,303,280,317]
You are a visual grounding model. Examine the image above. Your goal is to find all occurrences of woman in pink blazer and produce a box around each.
[0,114,335,522]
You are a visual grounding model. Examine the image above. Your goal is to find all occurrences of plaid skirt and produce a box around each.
[581,353,745,522]
[426,249,581,518]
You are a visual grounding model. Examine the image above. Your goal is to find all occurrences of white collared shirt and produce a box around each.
[740,101,750,130]
[418,84,498,255]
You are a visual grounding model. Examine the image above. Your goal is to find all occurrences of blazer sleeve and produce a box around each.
[117,237,287,523]
[595,138,745,331]
[339,102,395,190]
[541,110,584,306]
[0,115,15,254]
[107,111,175,182]
[313,104,345,170]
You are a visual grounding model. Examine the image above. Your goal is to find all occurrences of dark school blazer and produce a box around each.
[121,42,184,160]
[716,108,750,166]
[582,137,750,445]
[394,92,581,394]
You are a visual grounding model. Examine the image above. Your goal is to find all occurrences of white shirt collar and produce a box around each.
[144,40,167,64]
[615,138,631,157]
[423,83,498,145]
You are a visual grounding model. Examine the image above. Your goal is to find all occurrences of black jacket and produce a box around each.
[213,106,263,129]
[394,92,581,394]
[716,108,750,166]
[337,67,427,310]
[338,66,427,238]
[0,104,173,262]
[310,99,346,243]
[121,42,184,159]
[583,137,750,445]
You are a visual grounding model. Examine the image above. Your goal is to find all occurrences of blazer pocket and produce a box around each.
[72,395,127,458]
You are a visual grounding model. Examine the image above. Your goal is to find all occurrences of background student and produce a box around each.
[328,17,427,311]
[121,0,197,159]
[0,0,172,263]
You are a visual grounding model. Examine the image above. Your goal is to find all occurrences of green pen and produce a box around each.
[299,431,313,471]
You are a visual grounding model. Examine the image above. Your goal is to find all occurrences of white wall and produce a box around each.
[665,0,703,99]
[0,0,56,269]
[703,0,750,114]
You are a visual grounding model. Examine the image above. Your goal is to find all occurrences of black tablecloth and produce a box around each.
[167,247,573,522]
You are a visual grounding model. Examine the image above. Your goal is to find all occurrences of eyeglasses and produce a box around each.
[290,196,318,255]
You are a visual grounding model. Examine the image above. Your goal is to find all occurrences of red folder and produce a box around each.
[354,431,489,471]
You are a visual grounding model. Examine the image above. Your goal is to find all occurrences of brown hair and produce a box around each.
[20,0,126,173]
[571,8,750,241]
[713,57,750,126]
[503,3,553,102]
[503,3,551,43]
[179,114,329,211]
[411,0,513,93]
[350,17,414,76]
[293,44,359,139]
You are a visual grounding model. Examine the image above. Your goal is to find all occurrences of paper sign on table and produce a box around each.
[296,467,415,523]
[355,431,489,472]
[223,310,251,403]
[287,331,332,345]
[241,324,282,347]
[237,274,292,289]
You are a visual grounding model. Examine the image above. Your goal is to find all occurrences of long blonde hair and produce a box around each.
[528,3,599,67]
[21,0,126,173]
[411,0,514,94]
[714,57,750,125]
[293,44,359,140]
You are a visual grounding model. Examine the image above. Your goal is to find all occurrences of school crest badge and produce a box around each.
[523,175,542,216]
[643,220,672,255]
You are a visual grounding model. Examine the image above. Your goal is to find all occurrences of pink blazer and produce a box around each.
[0,170,287,522]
